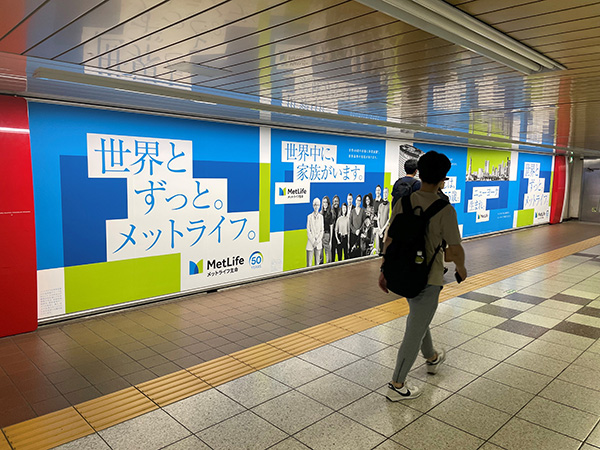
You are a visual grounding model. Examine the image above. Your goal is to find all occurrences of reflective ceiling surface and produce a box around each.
[1,0,600,155]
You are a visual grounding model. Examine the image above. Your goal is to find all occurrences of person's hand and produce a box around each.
[378,272,389,293]
[456,265,467,281]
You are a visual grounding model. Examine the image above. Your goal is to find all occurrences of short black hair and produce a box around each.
[417,151,451,184]
[404,159,418,175]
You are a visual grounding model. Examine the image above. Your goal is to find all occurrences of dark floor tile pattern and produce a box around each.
[505,293,547,305]
[476,304,522,319]
[458,292,501,304]
[578,307,600,318]
[552,293,593,306]
[0,221,599,429]
[552,321,600,340]
[495,320,550,339]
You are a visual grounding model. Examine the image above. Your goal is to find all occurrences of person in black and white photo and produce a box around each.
[376,186,390,253]
[335,202,349,261]
[320,195,333,264]
[306,197,324,267]
[349,194,365,258]
[331,195,341,262]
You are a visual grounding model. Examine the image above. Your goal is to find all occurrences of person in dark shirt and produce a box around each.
[321,195,333,264]
[331,195,341,262]
[392,159,421,208]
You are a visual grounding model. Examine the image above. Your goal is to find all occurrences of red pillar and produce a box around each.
[550,155,566,224]
[0,95,37,337]
[550,79,572,224]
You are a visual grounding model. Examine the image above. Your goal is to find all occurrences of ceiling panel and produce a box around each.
[26,0,168,59]
[0,0,107,54]
[0,0,599,156]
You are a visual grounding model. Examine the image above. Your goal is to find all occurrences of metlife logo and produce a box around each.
[275,182,310,204]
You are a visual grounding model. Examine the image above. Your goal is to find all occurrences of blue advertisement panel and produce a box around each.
[28,102,554,319]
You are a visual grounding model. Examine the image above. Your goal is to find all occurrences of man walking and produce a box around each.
[379,151,467,400]
[392,159,421,208]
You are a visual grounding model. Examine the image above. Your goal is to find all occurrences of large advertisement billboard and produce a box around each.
[27,103,555,319]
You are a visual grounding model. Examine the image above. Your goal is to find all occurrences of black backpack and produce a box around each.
[391,177,418,208]
[382,195,449,298]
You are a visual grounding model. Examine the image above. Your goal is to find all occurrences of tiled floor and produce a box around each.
[40,241,600,450]
[1,221,600,449]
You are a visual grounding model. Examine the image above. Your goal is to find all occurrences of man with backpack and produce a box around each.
[391,159,421,208]
[379,151,467,401]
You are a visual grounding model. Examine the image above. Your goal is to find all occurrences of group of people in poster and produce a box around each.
[306,185,391,267]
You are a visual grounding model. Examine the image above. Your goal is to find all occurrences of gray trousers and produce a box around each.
[392,284,442,383]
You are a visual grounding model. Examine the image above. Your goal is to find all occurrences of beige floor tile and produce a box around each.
[460,311,507,327]
[511,313,562,329]
[538,330,595,350]
[443,297,487,311]
[490,417,581,450]
[526,305,574,320]
[558,364,600,391]
[521,339,583,363]
[504,349,570,377]
[490,298,533,311]
[567,314,600,328]
[478,444,506,450]
[540,379,600,415]
[574,350,600,370]
[517,397,598,440]
[436,303,471,318]
[294,412,386,450]
[587,423,600,448]
[537,300,582,313]
[562,289,599,299]
[458,377,534,414]
[589,340,600,354]
[430,313,455,327]
[445,348,499,375]
[428,394,511,439]
[581,444,600,450]
[440,318,491,337]
[430,327,473,348]
[373,440,411,450]
[483,362,553,395]
[458,337,517,361]
[478,328,534,349]
[391,415,483,450]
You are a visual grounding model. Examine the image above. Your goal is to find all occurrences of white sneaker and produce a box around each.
[386,382,422,401]
[426,349,446,375]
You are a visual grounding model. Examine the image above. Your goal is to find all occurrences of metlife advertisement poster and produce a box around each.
[28,103,554,319]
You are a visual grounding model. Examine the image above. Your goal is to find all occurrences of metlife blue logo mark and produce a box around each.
[249,251,263,269]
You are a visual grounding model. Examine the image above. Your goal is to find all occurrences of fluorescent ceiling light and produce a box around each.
[355,0,565,74]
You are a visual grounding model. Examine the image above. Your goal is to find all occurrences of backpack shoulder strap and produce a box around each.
[422,199,449,221]
[400,193,413,215]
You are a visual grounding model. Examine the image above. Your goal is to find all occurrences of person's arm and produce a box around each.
[335,219,341,244]
[445,244,467,281]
